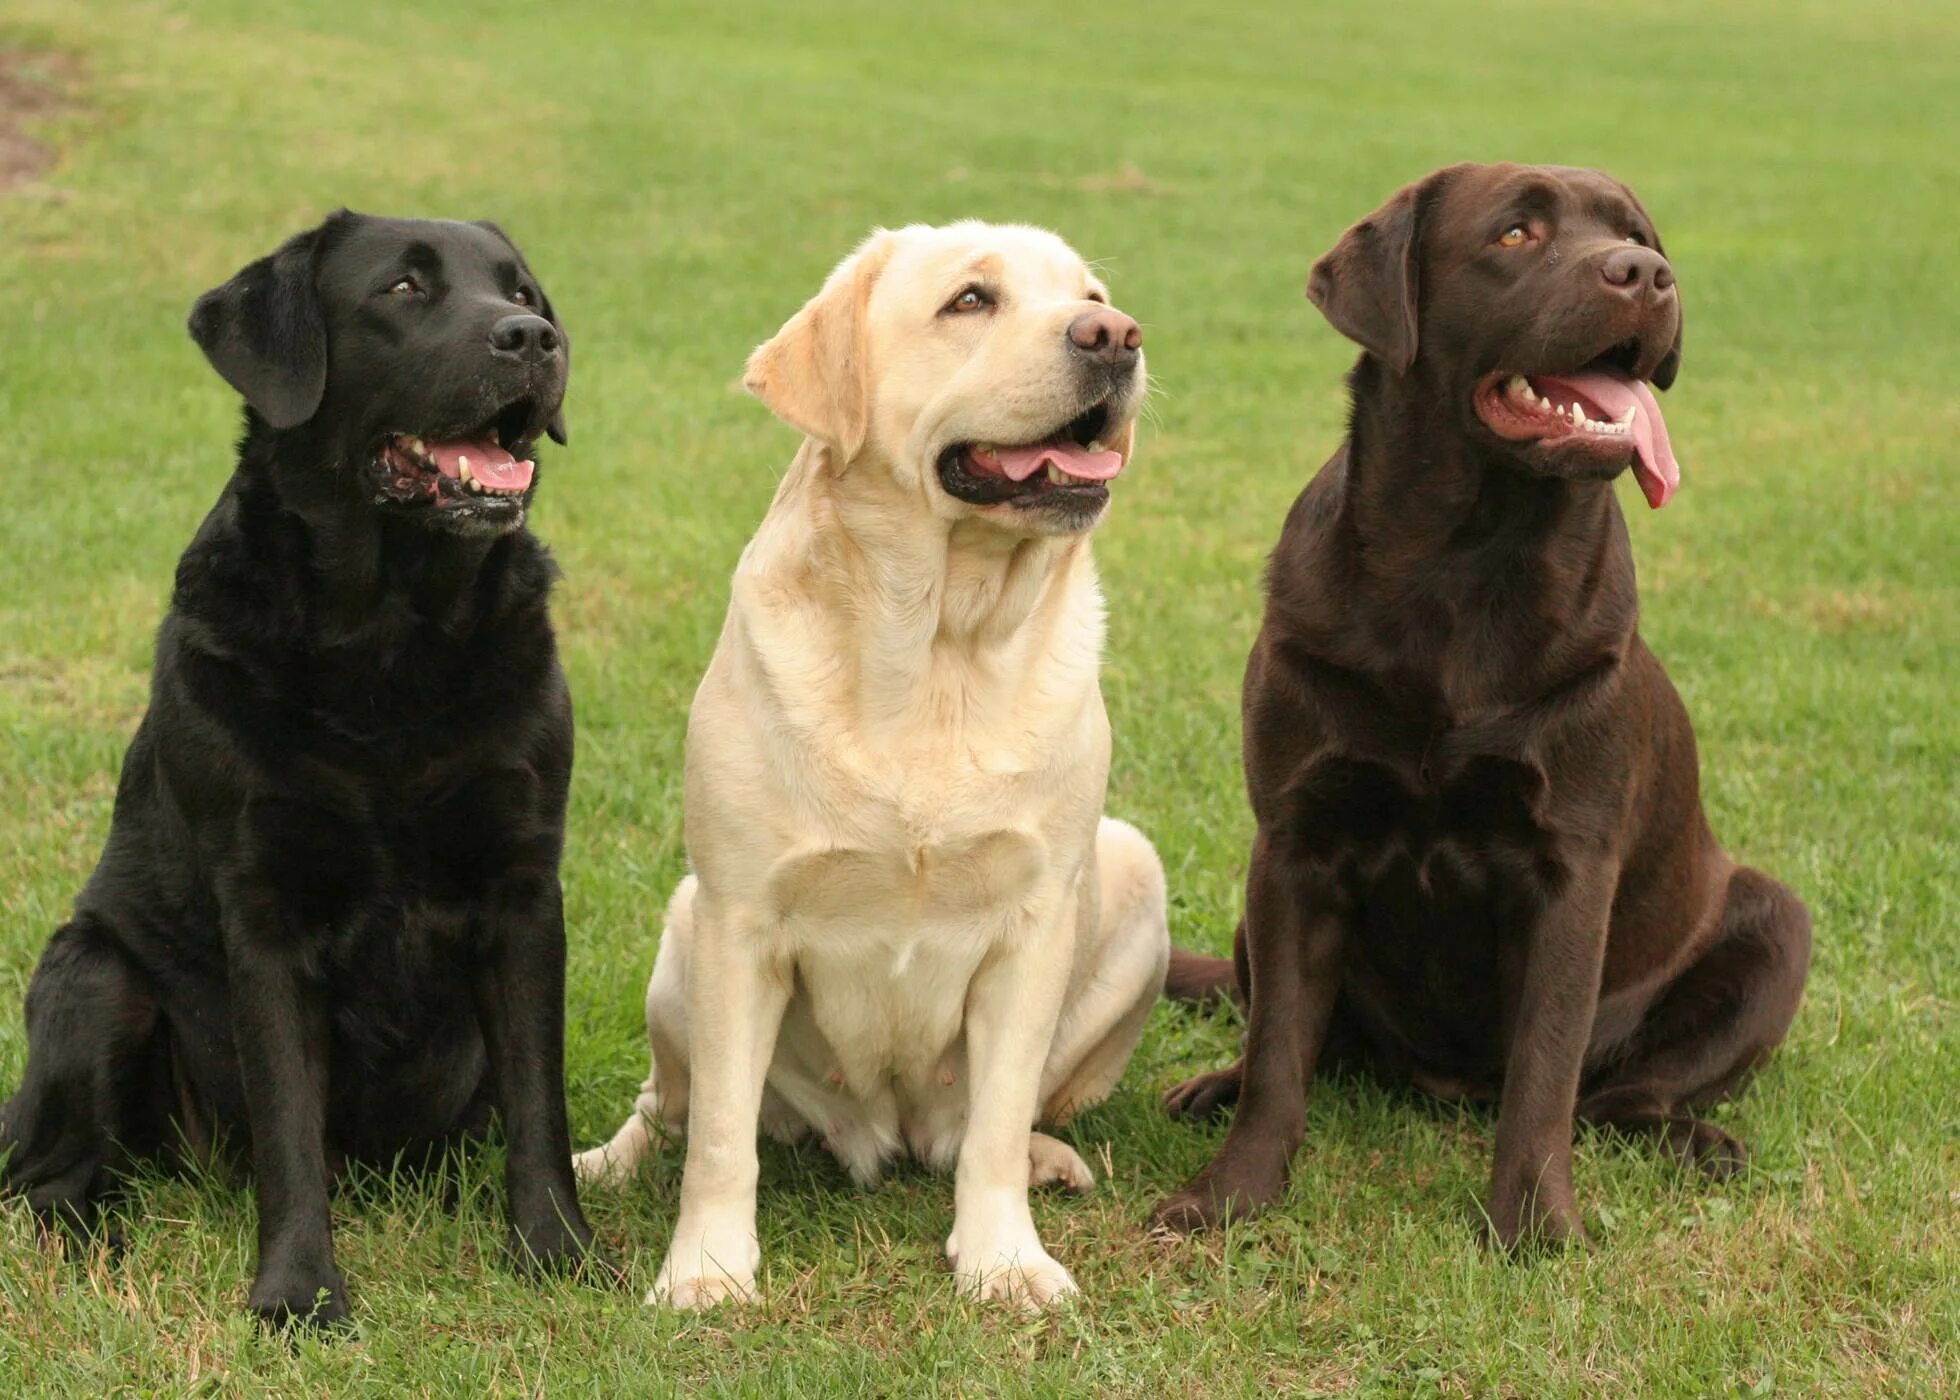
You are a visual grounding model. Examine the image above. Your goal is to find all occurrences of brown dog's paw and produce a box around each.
[1149,1161,1282,1235]
[1162,1063,1243,1121]
[1487,1189,1591,1254]
[1655,1117,1747,1180]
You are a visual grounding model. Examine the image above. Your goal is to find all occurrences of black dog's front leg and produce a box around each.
[475,877,600,1275]
[225,917,345,1328]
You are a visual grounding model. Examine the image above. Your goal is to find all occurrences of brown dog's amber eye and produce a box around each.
[1626,231,1648,246]
[1497,225,1530,248]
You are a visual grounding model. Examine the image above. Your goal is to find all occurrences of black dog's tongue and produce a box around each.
[423,437,534,492]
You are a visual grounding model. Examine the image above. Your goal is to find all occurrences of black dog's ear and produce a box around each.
[188,215,343,428]
[1307,168,1460,376]
[476,219,569,445]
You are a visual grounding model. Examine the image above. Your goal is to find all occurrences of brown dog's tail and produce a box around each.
[1163,947,1241,1007]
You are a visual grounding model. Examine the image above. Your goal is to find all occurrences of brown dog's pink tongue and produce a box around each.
[1531,371,1678,509]
[993,439,1124,483]
[423,437,535,492]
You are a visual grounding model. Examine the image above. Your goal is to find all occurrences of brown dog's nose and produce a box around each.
[1067,308,1142,368]
[1601,246,1675,300]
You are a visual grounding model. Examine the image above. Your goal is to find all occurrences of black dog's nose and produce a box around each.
[1066,308,1142,368]
[490,313,561,362]
[1601,246,1675,300]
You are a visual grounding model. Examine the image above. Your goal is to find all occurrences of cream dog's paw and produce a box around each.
[946,1227,1078,1311]
[1029,1131,1095,1193]
[649,1217,760,1309]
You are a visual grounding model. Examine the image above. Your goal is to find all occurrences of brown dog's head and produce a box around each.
[1309,163,1684,508]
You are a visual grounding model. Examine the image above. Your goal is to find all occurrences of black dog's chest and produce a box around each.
[1283,748,1566,1069]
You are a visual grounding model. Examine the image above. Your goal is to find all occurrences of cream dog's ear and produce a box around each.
[744,230,899,459]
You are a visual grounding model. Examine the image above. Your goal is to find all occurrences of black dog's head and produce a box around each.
[190,211,569,537]
[1309,162,1684,509]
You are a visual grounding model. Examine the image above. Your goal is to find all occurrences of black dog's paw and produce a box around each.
[507,1218,622,1287]
[1163,1063,1244,1121]
[247,1266,351,1332]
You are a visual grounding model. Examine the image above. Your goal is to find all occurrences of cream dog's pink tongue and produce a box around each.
[1531,370,1679,509]
[993,438,1124,483]
[424,437,535,492]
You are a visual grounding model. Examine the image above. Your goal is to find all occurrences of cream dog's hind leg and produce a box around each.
[1042,818,1171,1127]
[572,880,697,1188]
[1025,818,1171,1193]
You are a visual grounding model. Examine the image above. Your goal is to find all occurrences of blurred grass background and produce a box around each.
[0,0,1954,1393]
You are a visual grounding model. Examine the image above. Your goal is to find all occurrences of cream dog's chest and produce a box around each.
[762,783,1050,926]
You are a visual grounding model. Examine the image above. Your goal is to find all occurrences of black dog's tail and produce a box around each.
[1163,947,1241,1007]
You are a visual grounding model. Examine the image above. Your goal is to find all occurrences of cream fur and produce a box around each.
[576,222,1169,1312]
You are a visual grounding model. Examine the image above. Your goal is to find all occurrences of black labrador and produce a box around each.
[0,211,601,1326]
[1153,164,1811,1247]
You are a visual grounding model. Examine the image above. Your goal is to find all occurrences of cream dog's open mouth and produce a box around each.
[934,399,1123,519]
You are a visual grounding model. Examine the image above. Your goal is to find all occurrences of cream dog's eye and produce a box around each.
[1497,225,1530,248]
[944,286,993,315]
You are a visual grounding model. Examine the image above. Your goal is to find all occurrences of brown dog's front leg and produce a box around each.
[224,917,345,1329]
[1487,861,1617,1250]
[1152,834,1344,1232]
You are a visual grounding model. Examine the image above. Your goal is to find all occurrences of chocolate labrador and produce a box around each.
[0,212,600,1325]
[1153,164,1810,1247]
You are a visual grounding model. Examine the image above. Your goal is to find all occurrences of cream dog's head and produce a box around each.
[745,221,1147,536]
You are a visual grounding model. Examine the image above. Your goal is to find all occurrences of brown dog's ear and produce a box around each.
[189,211,352,427]
[1307,169,1460,376]
[1617,187,1685,392]
[744,230,899,458]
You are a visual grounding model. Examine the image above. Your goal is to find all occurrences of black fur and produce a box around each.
[0,211,600,1328]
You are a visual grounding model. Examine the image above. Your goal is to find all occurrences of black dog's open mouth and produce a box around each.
[373,398,541,512]
[1472,340,1680,509]
[934,400,1123,515]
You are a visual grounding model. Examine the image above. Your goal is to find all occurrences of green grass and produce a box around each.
[1,0,1955,1393]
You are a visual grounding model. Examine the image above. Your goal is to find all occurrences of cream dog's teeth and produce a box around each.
[1088,440,1107,453]
[1046,463,1067,485]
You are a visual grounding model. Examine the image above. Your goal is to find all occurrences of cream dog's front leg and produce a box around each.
[650,897,790,1309]
[946,889,1081,1310]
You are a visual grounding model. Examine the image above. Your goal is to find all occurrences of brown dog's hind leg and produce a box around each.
[1579,866,1810,1178]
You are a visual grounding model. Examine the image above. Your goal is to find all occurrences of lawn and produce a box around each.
[1,0,1955,1393]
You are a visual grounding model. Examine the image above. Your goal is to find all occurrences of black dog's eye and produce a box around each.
[386,276,421,296]
[943,286,994,315]
[1497,224,1531,249]
[512,287,533,307]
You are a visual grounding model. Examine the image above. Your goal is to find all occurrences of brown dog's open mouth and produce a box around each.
[373,400,541,512]
[1474,352,1679,509]
[935,399,1123,514]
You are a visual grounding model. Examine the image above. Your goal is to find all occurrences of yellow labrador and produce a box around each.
[576,222,1170,1310]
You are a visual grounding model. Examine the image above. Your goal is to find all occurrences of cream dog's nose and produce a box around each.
[1066,308,1141,368]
